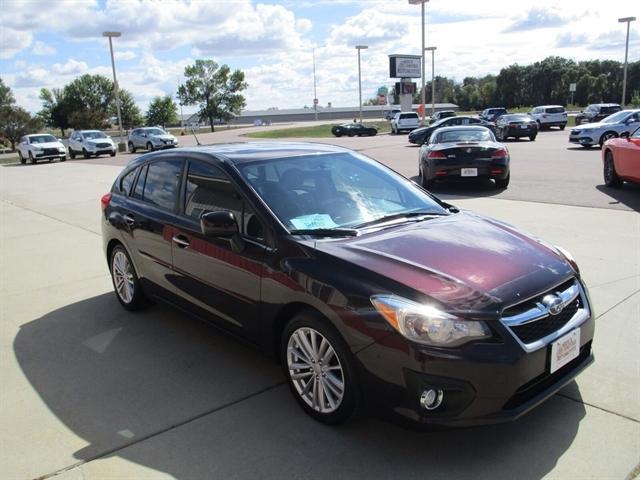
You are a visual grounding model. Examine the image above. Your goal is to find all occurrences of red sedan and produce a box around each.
[602,126,640,187]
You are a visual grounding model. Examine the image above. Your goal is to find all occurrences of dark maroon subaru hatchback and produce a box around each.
[101,142,594,427]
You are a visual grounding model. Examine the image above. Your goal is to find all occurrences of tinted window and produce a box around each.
[184,161,263,238]
[437,129,492,143]
[546,107,565,114]
[399,113,418,120]
[29,135,57,143]
[602,106,621,114]
[238,152,446,230]
[142,160,182,210]
[119,168,138,195]
[133,165,147,200]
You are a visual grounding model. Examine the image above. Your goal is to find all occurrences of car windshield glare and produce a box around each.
[30,135,57,143]
[600,111,630,124]
[237,152,447,231]
[438,130,492,143]
[83,131,107,139]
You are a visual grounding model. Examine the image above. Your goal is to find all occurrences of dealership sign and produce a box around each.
[389,54,422,78]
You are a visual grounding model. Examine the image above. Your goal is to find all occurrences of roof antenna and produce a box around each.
[190,125,201,146]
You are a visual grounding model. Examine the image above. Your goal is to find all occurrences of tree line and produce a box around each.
[408,56,640,111]
[0,59,247,150]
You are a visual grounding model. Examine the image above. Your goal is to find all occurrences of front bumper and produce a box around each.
[35,151,66,159]
[569,134,597,146]
[354,299,594,427]
[506,126,537,137]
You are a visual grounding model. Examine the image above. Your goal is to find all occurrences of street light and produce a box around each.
[312,47,318,121]
[425,46,437,116]
[618,16,636,108]
[102,31,126,152]
[409,0,429,123]
[355,45,368,123]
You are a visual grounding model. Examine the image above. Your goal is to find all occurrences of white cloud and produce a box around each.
[114,50,137,61]
[31,41,56,56]
[0,28,32,59]
[51,58,88,75]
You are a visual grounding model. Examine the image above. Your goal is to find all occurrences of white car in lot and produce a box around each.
[569,109,640,148]
[391,112,420,134]
[17,134,66,164]
[128,127,178,152]
[529,105,567,130]
[68,130,116,158]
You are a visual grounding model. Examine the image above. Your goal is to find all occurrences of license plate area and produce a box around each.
[549,329,580,373]
[461,168,478,177]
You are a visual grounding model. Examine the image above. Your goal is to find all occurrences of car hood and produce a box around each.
[151,134,176,141]
[574,121,617,130]
[33,142,64,149]
[314,212,573,318]
[86,138,113,145]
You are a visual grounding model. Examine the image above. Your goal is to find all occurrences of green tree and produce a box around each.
[64,74,115,129]
[0,107,42,151]
[177,59,247,132]
[145,95,178,128]
[0,77,15,109]
[38,88,71,137]
[111,89,143,129]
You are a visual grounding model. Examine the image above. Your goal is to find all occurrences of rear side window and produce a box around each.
[119,167,138,195]
[603,106,621,114]
[141,160,183,210]
[546,107,565,114]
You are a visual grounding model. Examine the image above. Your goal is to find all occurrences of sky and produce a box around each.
[0,0,638,115]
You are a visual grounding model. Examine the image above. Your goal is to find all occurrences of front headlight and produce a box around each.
[370,295,491,347]
[579,128,594,133]
[555,245,580,275]
[58,146,66,152]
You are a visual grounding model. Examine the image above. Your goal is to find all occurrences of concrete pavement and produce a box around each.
[0,140,638,479]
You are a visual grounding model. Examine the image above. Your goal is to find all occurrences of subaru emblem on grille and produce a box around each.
[542,294,564,315]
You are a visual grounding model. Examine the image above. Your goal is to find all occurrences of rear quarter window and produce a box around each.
[142,160,183,210]
[118,167,138,195]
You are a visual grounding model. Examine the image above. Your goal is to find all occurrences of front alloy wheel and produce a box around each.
[282,314,358,424]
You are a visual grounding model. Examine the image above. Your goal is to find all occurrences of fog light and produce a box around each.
[420,388,444,410]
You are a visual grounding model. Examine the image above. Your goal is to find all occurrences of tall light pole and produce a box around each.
[618,16,636,108]
[312,47,318,121]
[409,0,429,123]
[102,31,125,152]
[355,45,368,123]
[425,46,437,115]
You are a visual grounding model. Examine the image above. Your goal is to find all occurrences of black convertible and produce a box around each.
[418,126,510,189]
[331,123,377,137]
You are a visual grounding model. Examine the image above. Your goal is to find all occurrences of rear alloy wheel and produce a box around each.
[110,245,146,310]
[604,151,623,188]
[146,142,154,152]
[128,142,136,153]
[599,132,617,148]
[282,313,359,425]
[495,173,510,189]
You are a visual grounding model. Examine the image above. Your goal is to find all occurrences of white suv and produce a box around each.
[128,127,178,152]
[68,130,116,158]
[529,106,567,130]
[391,112,420,134]
[17,134,66,164]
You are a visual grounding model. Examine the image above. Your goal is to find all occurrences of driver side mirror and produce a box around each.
[201,210,238,238]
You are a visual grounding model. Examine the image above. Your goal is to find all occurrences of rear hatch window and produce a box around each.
[545,107,565,114]
[400,113,418,120]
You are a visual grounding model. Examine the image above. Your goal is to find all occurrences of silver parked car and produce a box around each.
[569,109,640,148]
[68,130,116,158]
[128,127,178,153]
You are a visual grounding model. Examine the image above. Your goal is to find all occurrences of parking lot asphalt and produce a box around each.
[1,127,638,479]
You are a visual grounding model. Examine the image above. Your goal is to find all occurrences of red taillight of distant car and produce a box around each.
[101,193,112,211]
[491,149,508,159]
[427,151,447,159]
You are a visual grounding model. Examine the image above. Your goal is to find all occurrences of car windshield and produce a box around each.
[437,129,492,143]
[237,152,447,231]
[29,135,57,143]
[600,111,630,124]
[82,131,107,139]
[145,128,166,135]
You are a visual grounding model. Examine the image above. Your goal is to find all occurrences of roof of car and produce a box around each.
[536,105,564,108]
[128,142,352,167]
[434,126,491,133]
[25,133,56,137]
[590,103,621,107]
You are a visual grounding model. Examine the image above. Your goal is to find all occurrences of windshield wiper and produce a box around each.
[353,211,447,229]
[289,228,358,237]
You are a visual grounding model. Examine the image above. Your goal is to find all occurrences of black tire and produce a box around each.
[18,151,25,164]
[146,142,154,152]
[529,135,536,141]
[495,173,510,189]
[281,310,360,425]
[69,148,76,159]
[29,152,36,164]
[110,244,147,311]
[599,132,617,148]
[128,142,136,153]
[559,124,565,131]
[581,144,592,149]
[420,164,435,189]
[604,151,623,188]
[536,120,542,131]
[501,130,508,141]
[60,156,66,162]
[82,148,90,159]
[334,132,342,137]
[110,151,116,157]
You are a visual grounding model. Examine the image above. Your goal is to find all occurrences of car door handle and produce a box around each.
[123,213,135,225]
[172,234,190,249]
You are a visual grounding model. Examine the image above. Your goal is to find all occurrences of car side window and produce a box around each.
[184,161,263,239]
[141,160,182,210]
[119,167,138,196]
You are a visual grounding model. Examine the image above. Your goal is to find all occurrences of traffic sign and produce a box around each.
[313,98,319,105]
[569,83,576,92]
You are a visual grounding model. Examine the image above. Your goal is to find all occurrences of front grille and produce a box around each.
[96,143,111,148]
[43,148,59,155]
[510,297,581,344]
[503,278,575,317]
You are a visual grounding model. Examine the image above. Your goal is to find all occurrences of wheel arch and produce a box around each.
[271,302,329,360]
